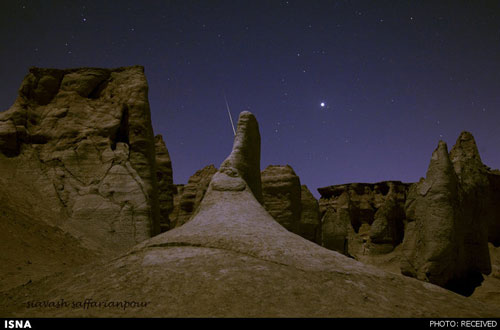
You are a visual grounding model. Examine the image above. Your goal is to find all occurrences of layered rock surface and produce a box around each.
[318,181,409,256]
[261,165,302,234]
[0,66,162,255]
[1,112,497,317]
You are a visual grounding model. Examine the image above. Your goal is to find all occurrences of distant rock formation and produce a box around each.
[401,141,465,288]
[318,181,409,256]
[261,165,302,233]
[402,133,495,295]
[168,184,183,226]
[299,185,321,243]
[449,132,496,263]
[170,165,217,228]
[0,66,162,254]
[3,111,496,317]
[155,134,174,232]
[315,131,499,296]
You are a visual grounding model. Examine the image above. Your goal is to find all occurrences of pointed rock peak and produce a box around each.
[155,134,165,143]
[450,131,483,166]
[429,141,450,167]
[219,111,262,203]
[154,134,171,158]
[425,140,458,189]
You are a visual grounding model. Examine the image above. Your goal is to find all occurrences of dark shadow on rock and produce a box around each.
[445,272,484,297]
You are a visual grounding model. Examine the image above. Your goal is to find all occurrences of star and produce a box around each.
[320,102,326,108]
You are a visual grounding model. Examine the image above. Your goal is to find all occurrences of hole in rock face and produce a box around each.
[88,78,109,99]
[376,182,390,196]
[350,209,362,233]
[111,105,129,150]
[444,271,484,297]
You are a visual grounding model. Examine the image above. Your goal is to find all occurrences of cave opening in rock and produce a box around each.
[111,105,129,150]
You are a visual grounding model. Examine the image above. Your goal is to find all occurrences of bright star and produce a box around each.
[320,102,325,107]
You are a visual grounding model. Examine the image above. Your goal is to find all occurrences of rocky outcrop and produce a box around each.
[172,163,322,244]
[449,132,492,276]
[318,181,409,256]
[401,141,465,288]
[261,165,302,233]
[168,111,261,228]
[0,66,161,254]
[169,184,184,227]
[0,158,98,292]
[2,111,497,318]
[401,134,495,295]
[316,131,500,296]
[471,244,500,308]
[488,171,500,246]
[321,207,350,254]
[259,166,322,244]
[155,134,174,232]
[298,185,321,243]
[219,111,262,203]
[170,165,217,228]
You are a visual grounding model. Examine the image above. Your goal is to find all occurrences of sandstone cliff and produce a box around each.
[261,165,302,234]
[0,66,162,255]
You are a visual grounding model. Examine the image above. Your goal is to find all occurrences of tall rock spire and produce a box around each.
[219,111,263,203]
[401,141,464,287]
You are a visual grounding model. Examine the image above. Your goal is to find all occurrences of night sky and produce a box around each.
[1,1,500,197]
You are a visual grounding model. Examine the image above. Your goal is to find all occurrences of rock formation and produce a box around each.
[0,159,97,291]
[155,134,174,232]
[318,181,409,256]
[219,111,263,203]
[261,165,302,233]
[401,141,465,288]
[0,66,162,254]
[488,171,500,246]
[1,111,497,317]
[488,170,500,247]
[471,244,500,308]
[321,207,350,254]
[170,164,217,228]
[172,164,322,244]
[298,185,321,243]
[169,184,184,227]
[401,134,495,295]
[449,132,492,277]
[316,131,500,297]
